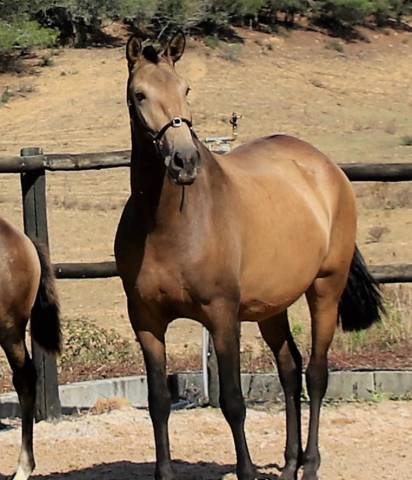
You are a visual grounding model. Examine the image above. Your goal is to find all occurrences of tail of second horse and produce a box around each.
[30,242,61,354]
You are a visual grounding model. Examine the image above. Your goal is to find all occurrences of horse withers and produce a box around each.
[0,216,61,480]
[115,31,384,480]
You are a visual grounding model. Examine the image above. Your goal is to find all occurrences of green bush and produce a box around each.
[372,0,412,25]
[150,0,207,34]
[0,1,51,21]
[269,0,307,17]
[59,318,140,368]
[1,0,411,52]
[117,0,158,23]
[0,18,57,52]
[401,135,412,146]
[314,0,376,26]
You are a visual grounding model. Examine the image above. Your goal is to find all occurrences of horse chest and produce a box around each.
[136,261,189,306]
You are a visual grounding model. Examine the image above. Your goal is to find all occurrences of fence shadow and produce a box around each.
[0,460,280,479]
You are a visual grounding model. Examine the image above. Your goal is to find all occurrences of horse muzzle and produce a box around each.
[167,149,200,186]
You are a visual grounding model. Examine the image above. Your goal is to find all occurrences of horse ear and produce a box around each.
[165,30,186,64]
[126,34,142,66]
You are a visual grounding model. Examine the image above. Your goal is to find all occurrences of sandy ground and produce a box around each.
[0,27,411,355]
[0,401,411,479]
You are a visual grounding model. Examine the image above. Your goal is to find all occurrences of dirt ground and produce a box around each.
[0,26,411,355]
[0,401,411,479]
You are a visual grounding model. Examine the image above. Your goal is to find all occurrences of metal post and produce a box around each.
[20,147,61,421]
[201,327,209,403]
[207,333,220,407]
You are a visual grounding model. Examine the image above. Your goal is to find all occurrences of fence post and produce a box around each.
[20,147,61,421]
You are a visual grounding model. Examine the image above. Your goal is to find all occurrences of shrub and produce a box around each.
[372,0,412,25]
[204,34,220,48]
[269,0,307,23]
[325,39,345,52]
[118,0,158,24]
[401,135,412,146]
[0,18,58,52]
[0,0,51,21]
[0,86,14,104]
[313,0,376,26]
[59,318,140,369]
[220,43,242,61]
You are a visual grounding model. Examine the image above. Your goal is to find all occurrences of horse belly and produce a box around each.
[238,206,327,321]
[238,263,317,322]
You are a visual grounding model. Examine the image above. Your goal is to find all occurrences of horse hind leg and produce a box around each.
[2,334,37,480]
[259,311,303,480]
[302,274,345,480]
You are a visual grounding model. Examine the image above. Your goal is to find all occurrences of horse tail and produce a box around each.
[30,242,62,354]
[338,245,385,331]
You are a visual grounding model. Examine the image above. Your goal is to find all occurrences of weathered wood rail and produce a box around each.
[1,150,412,179]
[53,261,412,283]
[1,148,411,418]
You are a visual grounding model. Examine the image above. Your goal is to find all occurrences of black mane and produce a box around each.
[142,45,159,64]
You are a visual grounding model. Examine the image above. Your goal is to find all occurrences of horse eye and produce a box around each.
[135,91,146,102]
[185,87,191,96]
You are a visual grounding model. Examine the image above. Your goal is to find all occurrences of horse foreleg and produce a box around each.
[303,278,341,480]
[208,302,256,480]
[259,311,303,480]
[3,339,36,480]
[129,305,174,480]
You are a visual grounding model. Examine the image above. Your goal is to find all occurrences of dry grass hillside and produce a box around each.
[0,26,411,384]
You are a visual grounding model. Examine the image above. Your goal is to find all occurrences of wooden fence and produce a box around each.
[1,147,412,419]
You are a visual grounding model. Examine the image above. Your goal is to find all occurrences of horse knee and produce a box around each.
[278,350,302,384]
[220,388,246,425]
[12,358,36,397]
[148,387,171,422]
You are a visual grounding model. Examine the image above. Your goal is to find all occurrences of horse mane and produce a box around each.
[142,45,159,64]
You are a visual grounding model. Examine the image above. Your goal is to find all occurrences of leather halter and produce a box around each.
[128,98,193,165]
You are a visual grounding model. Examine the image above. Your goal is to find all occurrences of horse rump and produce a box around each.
[31,242,62,354]
[339,245,385,331]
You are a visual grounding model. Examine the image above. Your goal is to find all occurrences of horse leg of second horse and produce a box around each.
[208,302,256,480]
[129,304,174,480]
[3,339,36,480]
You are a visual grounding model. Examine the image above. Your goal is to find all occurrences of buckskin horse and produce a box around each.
[115,32,383,480]
[0,217,60,480]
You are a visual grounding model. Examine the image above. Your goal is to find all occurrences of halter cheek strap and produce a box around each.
[128,99,193,165]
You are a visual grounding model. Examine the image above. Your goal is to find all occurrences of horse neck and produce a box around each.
[130,134,222,233]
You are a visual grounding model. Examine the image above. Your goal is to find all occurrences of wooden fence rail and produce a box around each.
[1,150,412,180]
[53,261,412,283]
[1,147,411,419]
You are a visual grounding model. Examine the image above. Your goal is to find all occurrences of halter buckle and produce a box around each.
[171,117,183,128]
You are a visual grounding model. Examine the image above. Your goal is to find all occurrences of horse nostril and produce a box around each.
[173,152,184,170]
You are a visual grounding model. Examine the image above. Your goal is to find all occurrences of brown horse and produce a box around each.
[115,32,383,480]
[0,217,61,480]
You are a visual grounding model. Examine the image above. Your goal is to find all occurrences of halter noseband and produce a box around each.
[128,99,193,165]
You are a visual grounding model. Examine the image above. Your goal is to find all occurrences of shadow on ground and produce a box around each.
[0,460,281,479]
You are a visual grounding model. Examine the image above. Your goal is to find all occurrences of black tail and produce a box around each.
[31,242,62,354]
[339,245,385,332]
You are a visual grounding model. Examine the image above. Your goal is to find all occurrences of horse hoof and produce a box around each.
[154,467,175,480]
[237,466,258,480]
